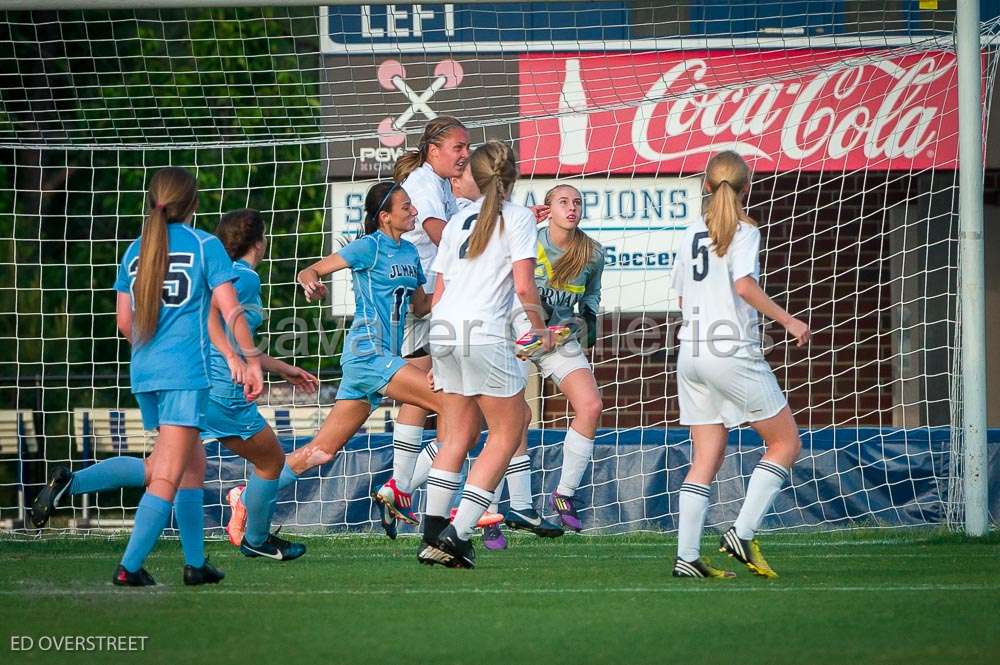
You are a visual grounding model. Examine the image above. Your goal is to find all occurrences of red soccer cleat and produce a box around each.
[226,485,247,547]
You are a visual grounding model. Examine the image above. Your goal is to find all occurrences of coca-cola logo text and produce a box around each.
[519,50,967,174]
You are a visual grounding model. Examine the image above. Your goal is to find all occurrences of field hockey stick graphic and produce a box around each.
[377,59,464,147]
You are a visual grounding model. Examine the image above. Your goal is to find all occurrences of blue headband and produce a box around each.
[376,183,398,215]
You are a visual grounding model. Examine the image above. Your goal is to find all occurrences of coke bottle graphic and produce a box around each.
[558,58,589,167]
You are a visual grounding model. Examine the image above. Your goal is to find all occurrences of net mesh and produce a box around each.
[1,2,997,534]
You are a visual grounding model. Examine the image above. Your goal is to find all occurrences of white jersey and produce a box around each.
[400,162,458,294]
[431,199,538,346]
[670,217,761,354]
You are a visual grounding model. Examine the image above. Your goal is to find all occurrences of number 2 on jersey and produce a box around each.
[691,231,709,282]
[458,214,478,259]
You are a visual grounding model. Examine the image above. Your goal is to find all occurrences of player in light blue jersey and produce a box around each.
[287,181,447,538]
[32,208,314,566]
[73,168,260,586]
[200,210,317,561]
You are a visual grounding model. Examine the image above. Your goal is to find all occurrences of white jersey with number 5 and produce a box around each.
[431,199,538,346]
[671,218,762,355]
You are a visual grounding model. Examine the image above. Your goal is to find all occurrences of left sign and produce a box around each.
[320,3,629,54]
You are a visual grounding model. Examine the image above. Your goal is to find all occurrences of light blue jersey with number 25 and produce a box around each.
[114,222,237,394]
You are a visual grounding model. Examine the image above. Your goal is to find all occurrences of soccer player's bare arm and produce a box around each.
[259,355,319,393]
[513,258,554,351]
[431,271,446,307]
[297,253,349,301]
[732,276,811,346]
[422,216,447,245]
[115,291,133,341]
[207,300,247,386]
[411,285,432,317]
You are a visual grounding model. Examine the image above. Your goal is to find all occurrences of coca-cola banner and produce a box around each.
[519,50,963,174]
[327,177,701,314]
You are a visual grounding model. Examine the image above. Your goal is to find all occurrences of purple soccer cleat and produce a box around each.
[550,492,582,532]
[482,523,507,550]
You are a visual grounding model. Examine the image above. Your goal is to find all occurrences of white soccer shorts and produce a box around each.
[677,342,787,429]
[431,342,526,398]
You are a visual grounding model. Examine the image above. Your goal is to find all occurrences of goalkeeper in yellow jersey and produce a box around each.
[484,184,606,549]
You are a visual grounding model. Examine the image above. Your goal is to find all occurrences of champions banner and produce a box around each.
[327,177,701,315]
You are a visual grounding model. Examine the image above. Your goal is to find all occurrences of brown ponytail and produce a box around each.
[393,116,467,183]
[133,167,199,343]
[543,185,599,288]
[703,150,754,257]
[466,140,518,260]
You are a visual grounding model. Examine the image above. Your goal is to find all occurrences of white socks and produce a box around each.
[734,461,789,540]
[489,476,506,513]
[505,455,533,511]
[452,484,494,541]
[556,428,594,497]
[676,482,711,562]
[410,439,439,491]
[425,468,461,518]
[391,424,423,493]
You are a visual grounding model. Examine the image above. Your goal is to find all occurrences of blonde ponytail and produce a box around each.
[466,140,518,259]
[703,151,754,257]
[132,167,199,343]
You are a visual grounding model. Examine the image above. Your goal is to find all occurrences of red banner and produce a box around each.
[518,49,961,174]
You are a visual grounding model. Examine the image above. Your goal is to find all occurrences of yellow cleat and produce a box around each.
[720,527,778,578]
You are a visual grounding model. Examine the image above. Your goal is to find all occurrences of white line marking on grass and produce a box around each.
[2,584,998,597]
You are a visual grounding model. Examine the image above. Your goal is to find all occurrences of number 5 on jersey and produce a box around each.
[127,253,194,306]
[691,231,709,282]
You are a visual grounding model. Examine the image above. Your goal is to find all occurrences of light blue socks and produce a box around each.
[120,493,171,573]
[172,488,206,568]
[242,473,279,548]
[70,456,145,494]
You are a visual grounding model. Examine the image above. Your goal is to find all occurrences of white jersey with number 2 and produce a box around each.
[431,199,538,346]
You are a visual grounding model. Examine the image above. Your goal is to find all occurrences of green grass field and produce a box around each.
[2,530,998,665]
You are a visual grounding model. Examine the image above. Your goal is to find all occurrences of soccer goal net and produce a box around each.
[1,1,997,536]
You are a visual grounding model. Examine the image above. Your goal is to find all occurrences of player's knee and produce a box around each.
[147,478,179,502]
[577,393,603,425]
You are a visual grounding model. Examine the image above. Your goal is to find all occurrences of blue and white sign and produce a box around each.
[327,177,700,314]
[320,3,629,54]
